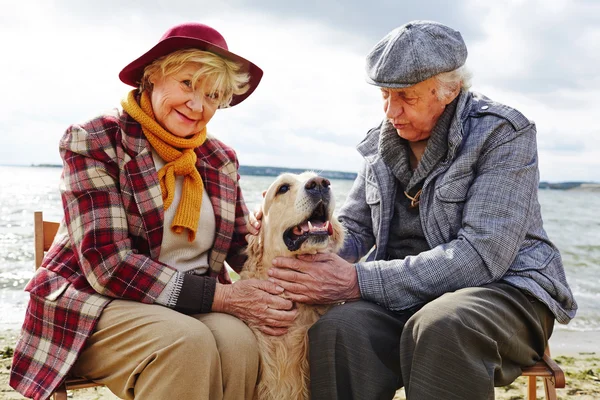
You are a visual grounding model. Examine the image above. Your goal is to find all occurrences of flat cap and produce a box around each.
[366,20,467,88]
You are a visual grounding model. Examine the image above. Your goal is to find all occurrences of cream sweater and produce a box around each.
[151,150,216,307]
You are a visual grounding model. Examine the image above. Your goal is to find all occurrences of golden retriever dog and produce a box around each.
[241,171,345,400]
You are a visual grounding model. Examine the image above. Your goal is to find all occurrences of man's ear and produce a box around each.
[262,190,267,198]
[444,81,462,105]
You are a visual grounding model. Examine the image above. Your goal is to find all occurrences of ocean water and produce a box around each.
[0,166,598,333]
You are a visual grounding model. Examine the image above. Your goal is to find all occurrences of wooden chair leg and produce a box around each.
[52,383,67,400]
[527,375,537,400]
[544,376,558,400]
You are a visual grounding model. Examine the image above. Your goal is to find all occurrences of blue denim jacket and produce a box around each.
[338,91,577,324]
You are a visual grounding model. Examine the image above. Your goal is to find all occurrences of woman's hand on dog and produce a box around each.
[268,253,361,304]
[247,206,262,236]
[213,279,297,336]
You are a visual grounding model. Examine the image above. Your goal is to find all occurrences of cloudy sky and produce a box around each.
[1,0,598,182]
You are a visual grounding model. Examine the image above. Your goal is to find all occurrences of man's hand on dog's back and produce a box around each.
[268,253,361,305]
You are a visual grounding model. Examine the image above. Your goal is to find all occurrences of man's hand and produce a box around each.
[268,253,361,304]
[213,279,297,336]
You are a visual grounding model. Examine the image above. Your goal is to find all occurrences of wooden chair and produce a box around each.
[34,211,106,400]
[521,346,565,400]
[34,211,566,400]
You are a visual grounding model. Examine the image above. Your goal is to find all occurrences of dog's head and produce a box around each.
[250,172,345,261]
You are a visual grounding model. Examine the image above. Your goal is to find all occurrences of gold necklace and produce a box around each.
[404,189,422,208]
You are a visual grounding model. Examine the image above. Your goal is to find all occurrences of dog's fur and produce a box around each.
[241,172,345,400]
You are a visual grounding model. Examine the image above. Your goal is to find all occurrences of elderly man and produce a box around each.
[266,20,577,399]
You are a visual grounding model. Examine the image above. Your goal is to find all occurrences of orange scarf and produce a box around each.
[121,90,206,242]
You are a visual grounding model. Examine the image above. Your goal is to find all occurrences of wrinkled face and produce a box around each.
[381,77,454,142]
[149,64,220,138]
[260,172,344,256]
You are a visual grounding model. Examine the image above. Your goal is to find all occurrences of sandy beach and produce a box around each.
[1,328,598,400]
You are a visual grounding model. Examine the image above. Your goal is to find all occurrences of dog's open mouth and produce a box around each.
[283,202,333,251]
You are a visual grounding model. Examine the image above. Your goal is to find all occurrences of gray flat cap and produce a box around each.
[366,20,467,88]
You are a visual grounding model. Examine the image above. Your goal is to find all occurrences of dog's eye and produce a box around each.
[276,184,290,195]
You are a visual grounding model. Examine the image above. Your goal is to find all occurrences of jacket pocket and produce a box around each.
[511,240,555,272]
[26,268,71,302]
[46,282,70,301]
[365,181,380,205]
[434,173,473,203]
[364,180,381,238]
[432,174,473,239]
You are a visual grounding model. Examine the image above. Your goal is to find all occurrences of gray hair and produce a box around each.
[434,65,472,101]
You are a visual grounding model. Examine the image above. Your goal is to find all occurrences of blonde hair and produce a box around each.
[141,49,250,108]
[435,65,473,101]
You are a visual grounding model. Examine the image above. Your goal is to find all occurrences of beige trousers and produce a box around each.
[71,299,259,400]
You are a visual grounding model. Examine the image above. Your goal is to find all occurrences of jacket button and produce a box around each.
[481,105,489,110]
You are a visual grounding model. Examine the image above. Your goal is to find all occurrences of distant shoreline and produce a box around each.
[3,164,600,188]
[237,165,358,180]
[24,163,361,181]
[538,182,600,191]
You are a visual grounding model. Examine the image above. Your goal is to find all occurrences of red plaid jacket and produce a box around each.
[10,108,249,400]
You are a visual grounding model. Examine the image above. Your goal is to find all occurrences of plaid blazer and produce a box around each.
[10,108,249,400]
[338,91,577,325]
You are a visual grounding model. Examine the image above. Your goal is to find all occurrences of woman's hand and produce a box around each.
[246,205,263,236]
[268,253,361,304]
[213,279,297,336]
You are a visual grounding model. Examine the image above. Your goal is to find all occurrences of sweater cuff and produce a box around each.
[174,274,217,314]
[355,261,387,307]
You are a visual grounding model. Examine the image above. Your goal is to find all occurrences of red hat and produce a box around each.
[119,22,263,107]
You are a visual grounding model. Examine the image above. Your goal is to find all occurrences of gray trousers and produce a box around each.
[308,282,554,400]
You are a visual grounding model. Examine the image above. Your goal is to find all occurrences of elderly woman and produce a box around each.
[10,22,296,400]
[263,21,578,399]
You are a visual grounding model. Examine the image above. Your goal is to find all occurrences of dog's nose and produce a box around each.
[305,176,330,193]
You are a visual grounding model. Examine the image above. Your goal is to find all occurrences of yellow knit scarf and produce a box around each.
[121,90,206,242]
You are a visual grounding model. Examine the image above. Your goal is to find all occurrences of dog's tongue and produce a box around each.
[327,221,333,235]
[292,220,332,236]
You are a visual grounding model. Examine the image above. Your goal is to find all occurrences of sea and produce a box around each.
[0,165,598,333]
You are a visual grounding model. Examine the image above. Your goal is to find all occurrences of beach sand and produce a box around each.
[1,328,598,399]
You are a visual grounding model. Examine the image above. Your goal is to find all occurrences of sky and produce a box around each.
[1,0,599,182]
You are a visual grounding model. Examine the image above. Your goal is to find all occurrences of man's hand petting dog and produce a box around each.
[213,279,297,336]
[268,253,361,305]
